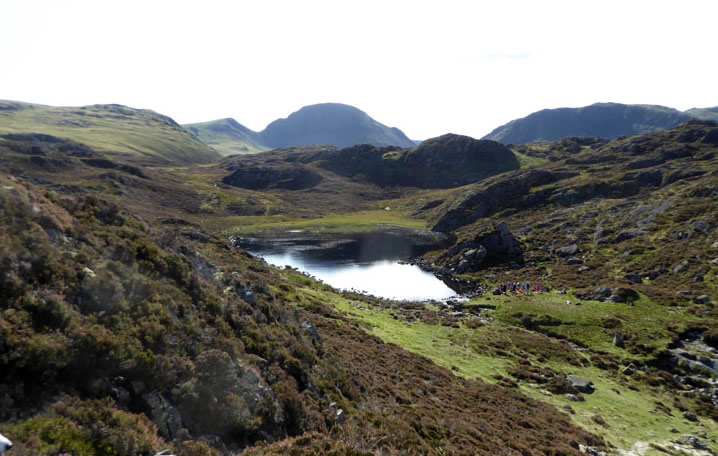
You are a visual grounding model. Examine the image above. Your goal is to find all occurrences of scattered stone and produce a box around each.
[712,257,718,266]
[566,393,583,402]
[694,295,712,304]
[567,375,595,394]
[672,260,690,275]
[712,241,718,249]
[683,411,698,422]
[693,275,704,283]
[595,237,610,245]
[301,320,322,345]
[555,244,579,257]
[679,435,709,450]
[677,290,691,297]
[578,444,607,456]
[622,364,636,375]
[613,229,643,243]
[566,257,584,265]
[82,267,96,278]
[577,266,593,273]
[613,334,625,348]
[624,273,643,284]
[335,408,345,424]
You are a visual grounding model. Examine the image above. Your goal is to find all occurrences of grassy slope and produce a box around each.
[182,119,269,156]
[289,276,718,454]
[0,100,219,164]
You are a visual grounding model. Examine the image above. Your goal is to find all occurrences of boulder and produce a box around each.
[624,273,642,284]
[613,229,643,243]
[694,295,712,304]
[711,257,718,266]
[682,411,698,422]
[610,287,640,304]
[672,260,690,275]
[589,287,613,302]
[555,244,579,257]
[679,435,709,450]
[567,375,595,394]
[613,334,624,348]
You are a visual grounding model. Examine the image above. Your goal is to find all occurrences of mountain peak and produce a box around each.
[260,103,415,149]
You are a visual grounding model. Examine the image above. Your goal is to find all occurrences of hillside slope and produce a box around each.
[483,102,695,144]
[0,168,603,455]
[0,100,220,165]
[183,118,269,155]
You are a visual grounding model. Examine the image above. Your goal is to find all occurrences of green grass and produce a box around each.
[0,100,219,164]
[281,273,718,454]
[513,149,549,168]
[487,292,698,359]
[224,209,428,235]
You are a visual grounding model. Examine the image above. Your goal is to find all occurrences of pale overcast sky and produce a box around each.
[1,0,717,139]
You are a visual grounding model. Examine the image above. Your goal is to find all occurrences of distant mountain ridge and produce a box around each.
[183,103,416,155]
[483,102,718,144]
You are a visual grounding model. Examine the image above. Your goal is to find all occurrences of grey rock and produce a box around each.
[335,408,345,424]
[567,257,584,265]
[694,295,712,304]
[624,273,643,284]
[672,260,690,275]
[613,334,625,348]
[613,229,643,243]
[610,287,640,304]
[578,444,607,456]
[568,375,595,394]
[590,287,613,302]
[693,275,704,283]
[143,391,183,441]
[463,249,477,259]
[689,220,711,237]
[237,286,257,306]
[555,244,579,257]
[622,364,636,375]
[566,393,583,402]
[679,435,708,450]
[712,257,718,266]
[595,237,610,245]
[577,266,593,273]
[301,320,322,345]
[683,410,698,422]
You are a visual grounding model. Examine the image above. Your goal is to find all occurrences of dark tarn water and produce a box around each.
[239,231,457,301]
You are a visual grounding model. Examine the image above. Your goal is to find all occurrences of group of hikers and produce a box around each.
[494,281,547,295]
[492,282,569,296]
